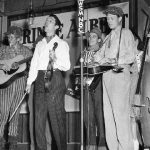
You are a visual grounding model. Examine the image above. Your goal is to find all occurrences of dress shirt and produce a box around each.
[27,35,70,85]
[83,47,101,86]
[94,26,137,65]
[83,50,95,65]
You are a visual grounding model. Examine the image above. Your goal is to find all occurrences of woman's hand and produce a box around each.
[2,63,11,72]
[93,54,101,63]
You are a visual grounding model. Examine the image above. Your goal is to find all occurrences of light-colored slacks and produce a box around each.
[103,67,134,150]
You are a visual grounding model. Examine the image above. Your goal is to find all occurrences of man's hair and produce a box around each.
[49,14,61,27]
[103,6,124,17]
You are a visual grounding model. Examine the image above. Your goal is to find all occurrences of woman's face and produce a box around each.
[8,34,19,47]
[89,32,100,46]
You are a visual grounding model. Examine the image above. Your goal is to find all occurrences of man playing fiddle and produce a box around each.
[26,14,70,150]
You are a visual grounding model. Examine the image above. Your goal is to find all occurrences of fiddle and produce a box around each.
[44,42,58,91]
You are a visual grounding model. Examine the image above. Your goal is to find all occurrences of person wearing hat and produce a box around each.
[80,27,106,150]
[0,26,32,150]
[94,6,137,150]
[26,14,70,150]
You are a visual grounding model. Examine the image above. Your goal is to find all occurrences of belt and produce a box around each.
[40,69,59,73]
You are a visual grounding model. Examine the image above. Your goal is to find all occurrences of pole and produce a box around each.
[77,0,84,150]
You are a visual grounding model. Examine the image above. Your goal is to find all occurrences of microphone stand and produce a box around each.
[78,0,84,150]
[80,41,84,150]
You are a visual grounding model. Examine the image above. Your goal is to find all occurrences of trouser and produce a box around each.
[83,75,105,146]
[0,77,26,138]
[103,68,134,150]
[34,70,67,150]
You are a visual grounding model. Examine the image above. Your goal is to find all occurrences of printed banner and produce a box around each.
[11,2,129,71]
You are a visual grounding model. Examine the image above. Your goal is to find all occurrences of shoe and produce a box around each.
[0,137,6,150]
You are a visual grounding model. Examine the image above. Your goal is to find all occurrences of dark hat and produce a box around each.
[86,27,102,39]
[5,26,23,37]
[103,6,124,17]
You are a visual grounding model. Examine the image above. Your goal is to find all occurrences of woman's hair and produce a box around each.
[6,26,23,38]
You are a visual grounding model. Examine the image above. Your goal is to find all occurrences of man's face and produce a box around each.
[106,14,122,29]
[8,34,19,46]
[44,16,58,34]
[89,32,100,46]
